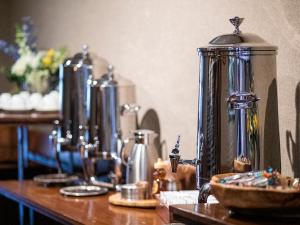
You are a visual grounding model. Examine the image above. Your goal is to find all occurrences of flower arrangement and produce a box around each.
[0,17,67,93]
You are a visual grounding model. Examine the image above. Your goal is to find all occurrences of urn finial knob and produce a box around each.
[230,16,244,35]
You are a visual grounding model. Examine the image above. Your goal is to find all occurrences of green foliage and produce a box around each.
[9,22,67,92]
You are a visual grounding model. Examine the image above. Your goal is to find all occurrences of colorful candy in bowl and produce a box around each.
[210,168,300,212]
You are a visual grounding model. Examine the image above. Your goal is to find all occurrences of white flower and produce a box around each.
[11,51,45,76]
[26,69,50,93]
[11,55,28,76]
[30,51,44,69]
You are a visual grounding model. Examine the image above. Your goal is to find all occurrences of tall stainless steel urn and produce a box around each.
[81,65,139,186]
[58,45,92,151]
[50,46,93,174]
[170,17,280,202]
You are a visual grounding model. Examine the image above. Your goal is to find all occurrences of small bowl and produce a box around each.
[121,182,149,200]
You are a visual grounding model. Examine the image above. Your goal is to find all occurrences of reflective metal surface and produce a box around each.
[88,65,121,159]
[58,45,92,150]
[33,173,79,186]
[196,43,278,184]
[120,183,149,200]
[60,185,108,197]
[209,16,244,44]
[80,65,139,186]
[48,45,92,176]
[125,129,159,185]
[48,49,139,187]
[170,17,280,202]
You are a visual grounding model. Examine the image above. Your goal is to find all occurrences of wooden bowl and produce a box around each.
[210,173,300,210]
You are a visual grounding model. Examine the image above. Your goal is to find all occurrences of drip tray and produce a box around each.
[60,185,109,197]
[33,173,79,186]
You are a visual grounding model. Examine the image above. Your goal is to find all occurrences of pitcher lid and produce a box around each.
[133,129,157,144]
[133,129,157,137]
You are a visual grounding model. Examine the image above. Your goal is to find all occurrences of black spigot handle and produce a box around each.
[172,135,180,154]
[170,135,181,173]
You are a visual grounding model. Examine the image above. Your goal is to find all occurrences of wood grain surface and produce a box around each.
[0,180,165,225]
[170,204,300,225]
[0,112,60,124]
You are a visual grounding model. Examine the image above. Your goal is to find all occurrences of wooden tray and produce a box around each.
[210,173,300,210]
[108,193,157,208]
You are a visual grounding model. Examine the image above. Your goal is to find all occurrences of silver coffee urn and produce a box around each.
[79,65,140,188]
[34,46,92,185]
[170,17,280,202]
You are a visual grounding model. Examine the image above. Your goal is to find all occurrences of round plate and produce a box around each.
[60,185,108,197]
[33,173,79,185]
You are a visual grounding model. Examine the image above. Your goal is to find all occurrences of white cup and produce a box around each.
[29,93,42,110]
[0,93,12,110]
[11,94,26,110]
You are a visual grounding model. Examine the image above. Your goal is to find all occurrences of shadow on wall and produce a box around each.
[286,82,300,177]
[140,109,165,158]
[264,79,281,171]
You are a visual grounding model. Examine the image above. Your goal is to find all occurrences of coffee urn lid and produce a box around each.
[98,64,118,87]
[198,17,277,55]
[69,44,92,66]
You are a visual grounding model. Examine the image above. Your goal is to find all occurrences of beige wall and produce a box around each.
[3,0,300,176]
[0,0,13,92]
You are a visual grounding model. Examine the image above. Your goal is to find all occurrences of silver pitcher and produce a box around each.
[123,129,159,184]
[170,17,280,202]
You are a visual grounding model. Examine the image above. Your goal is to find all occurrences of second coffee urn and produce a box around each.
[80,65,140,186]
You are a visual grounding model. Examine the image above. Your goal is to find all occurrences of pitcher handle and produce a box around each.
[120,137,135,166]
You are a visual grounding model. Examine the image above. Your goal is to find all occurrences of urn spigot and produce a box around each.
[169,135,181,172]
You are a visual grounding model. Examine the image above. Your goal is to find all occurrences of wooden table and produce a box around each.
[2,180,298,225]
[0,112,60,225]
[0,112,60,124]
[0,112,60,180]
[0,180,165,225]
[170,204,300,225]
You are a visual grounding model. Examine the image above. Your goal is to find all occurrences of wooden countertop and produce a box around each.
[170,204,300,225]
[0,180,165,225]
[0,112,60,124]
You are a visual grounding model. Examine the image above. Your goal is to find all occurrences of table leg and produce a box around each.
[17,125,26,225]
[17,126,24,180]
[29,208,34,225]
[22,126,29,168]
[19,204,24,225]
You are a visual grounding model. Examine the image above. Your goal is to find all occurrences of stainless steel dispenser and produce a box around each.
[59,46,92,149]
[80,65,139,187]
[33,46,93,185]
[170,17,280,202]
[50,45,92,175]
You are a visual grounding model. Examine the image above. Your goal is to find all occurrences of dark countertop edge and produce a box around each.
[170,204,232,225]
[0,184,82,225]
